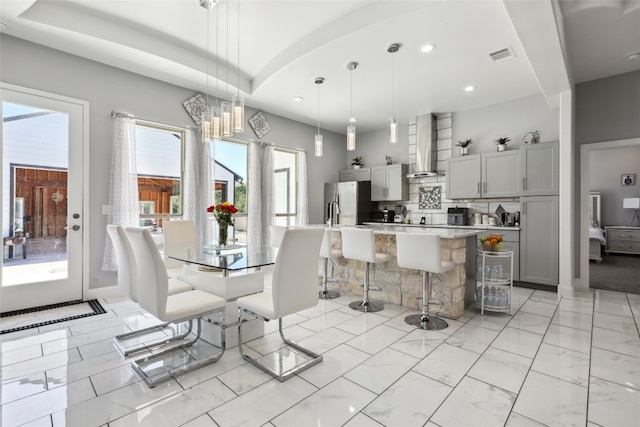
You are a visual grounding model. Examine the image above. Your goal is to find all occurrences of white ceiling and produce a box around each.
[1,0,639,135]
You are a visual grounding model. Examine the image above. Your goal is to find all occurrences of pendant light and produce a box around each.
[232,0,244,133]
[211,2,221,140]
[388,43,400,144]
[200,1,215,143]
[314,77,324,157]
[346,61,357,151]
[221,0,233,137]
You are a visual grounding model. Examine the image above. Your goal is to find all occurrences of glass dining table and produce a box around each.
[164,244,277,276]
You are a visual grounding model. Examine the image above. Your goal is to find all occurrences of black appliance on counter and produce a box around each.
[447,207,469,226]
[370,209,396,223]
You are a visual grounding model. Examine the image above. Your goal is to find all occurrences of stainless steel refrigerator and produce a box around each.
[324,181,374,226]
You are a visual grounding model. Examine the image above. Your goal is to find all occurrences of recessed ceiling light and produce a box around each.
[349,117,357,123]
[627,52,640,61]
[420,43,436,53]
[464,85,476,92]
[293,96,303,102]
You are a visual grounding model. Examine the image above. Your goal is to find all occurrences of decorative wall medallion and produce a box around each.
[248,111,271,139]
[182,93,210,126]
[419,186,441,209]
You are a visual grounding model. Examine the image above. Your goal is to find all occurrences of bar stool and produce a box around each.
[319,228,341,300]
[341,228,390,312]
[396,232,453,330]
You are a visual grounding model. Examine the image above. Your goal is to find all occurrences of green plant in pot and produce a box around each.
[494,137,510,152]
[385,155,393,165]
[456,138,473,156]
[351,156,364,169]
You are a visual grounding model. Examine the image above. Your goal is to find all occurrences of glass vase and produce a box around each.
[218,223,228,247]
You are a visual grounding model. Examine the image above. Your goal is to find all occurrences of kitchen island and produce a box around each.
[323,225,479,320]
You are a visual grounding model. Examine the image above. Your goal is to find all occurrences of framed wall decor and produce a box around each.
[249,111,271,139]
[622,174,635,186]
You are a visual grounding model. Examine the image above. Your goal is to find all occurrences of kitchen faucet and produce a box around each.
[327,197,340,226]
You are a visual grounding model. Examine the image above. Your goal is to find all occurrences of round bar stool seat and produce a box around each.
[341,228,390,312]
[319,228,341,300]
[396,232,454,330]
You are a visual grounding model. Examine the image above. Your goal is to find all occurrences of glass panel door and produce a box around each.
[1,86,85,312]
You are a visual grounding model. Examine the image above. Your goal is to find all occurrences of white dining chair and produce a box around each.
[107,225,192,357]
[396,232,453,330]
[319,228,341,299]
[269,224,288,248]
[341,227,390,312]
[125,226,227,388]
[237,227,324,381]
[162,220,203,280]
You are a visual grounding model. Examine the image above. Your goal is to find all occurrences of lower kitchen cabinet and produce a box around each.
[520,196,559,286]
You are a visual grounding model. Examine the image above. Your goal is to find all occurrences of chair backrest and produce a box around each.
[163,220,197,265]
[106,225,137,302]
[271,228,324,317]
[125,226,169,319]
[340,227,377,263]
[396,232,445,273]
[319,228,333,259]
[270,225,288,248]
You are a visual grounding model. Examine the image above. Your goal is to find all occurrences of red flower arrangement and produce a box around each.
[207,201,238,227]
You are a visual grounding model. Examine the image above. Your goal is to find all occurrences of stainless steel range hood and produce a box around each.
[406,113,441,178]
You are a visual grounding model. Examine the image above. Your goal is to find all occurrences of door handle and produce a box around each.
[65,225,81,231]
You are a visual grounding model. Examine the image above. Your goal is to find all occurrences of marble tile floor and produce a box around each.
[1,286,640,427]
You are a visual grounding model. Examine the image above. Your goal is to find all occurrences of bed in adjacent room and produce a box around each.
[589,192,604,263]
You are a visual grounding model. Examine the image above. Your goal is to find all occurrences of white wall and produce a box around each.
[590,145,640,227]
[0,35,346,289]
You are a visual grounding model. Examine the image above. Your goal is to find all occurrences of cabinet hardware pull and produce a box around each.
[477,182,481,193]
[522,177,526,191]
[483,182,487,193]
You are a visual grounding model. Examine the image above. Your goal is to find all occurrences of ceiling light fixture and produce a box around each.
[232,0,244,133]
[314,77,324,157]
[464,85,476,92]
[420,43,436,53]
[211,3,221,140]
[627,52,640,61]
[387,43,400,144]
[346,61,358,151]
[221,0,232,137]
[200,0,217,143]
[293,96,304,102]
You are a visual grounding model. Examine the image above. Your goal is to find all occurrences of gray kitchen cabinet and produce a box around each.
[371,164,408,201]
[520,141,559,195]
[477,229,520,280]
[339,167,370,182]
[447,151,519,199]
[520,196,559,286]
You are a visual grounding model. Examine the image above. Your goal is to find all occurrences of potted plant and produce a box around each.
[494,137,510,152]
[456,138,473,156]
[351,156,363,169]
[385,155,393,165]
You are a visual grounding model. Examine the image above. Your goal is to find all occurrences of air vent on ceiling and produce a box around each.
[489,47,515,62]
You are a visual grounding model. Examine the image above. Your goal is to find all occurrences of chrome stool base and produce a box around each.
[404,313,448,330]
[349,300,384,313]
[319,289,341,300]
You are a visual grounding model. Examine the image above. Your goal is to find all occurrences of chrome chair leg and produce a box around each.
[131,314,225,388]
[319,257,340,300]
[113,321,194,357]
[405,271,448,330]
[349,261,384,313]
[238,308,323,382]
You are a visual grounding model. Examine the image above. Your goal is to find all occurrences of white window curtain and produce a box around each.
[296,151,309,226]
[247,142,274,248]
[183,129,212,246]
[102,117,139,271]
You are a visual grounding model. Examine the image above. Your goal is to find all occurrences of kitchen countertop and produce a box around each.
[318,223,480,239]
[362,222,520,232]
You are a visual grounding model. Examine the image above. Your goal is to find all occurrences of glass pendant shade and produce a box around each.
[347,124,356,151]
[221,101,233,137]
[232,95,244,132]
[389,117,398,144]
[315,134,323,157]
[201,110,212,143]
[211,106,221,140]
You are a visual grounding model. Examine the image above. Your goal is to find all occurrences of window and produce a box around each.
[273,148,297,226]
[135,123,184,225]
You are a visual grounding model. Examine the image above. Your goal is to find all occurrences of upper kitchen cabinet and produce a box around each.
[371,164,408,201]
[520,141,559,195]
[339,167,371,182]
[447,151,520,199]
